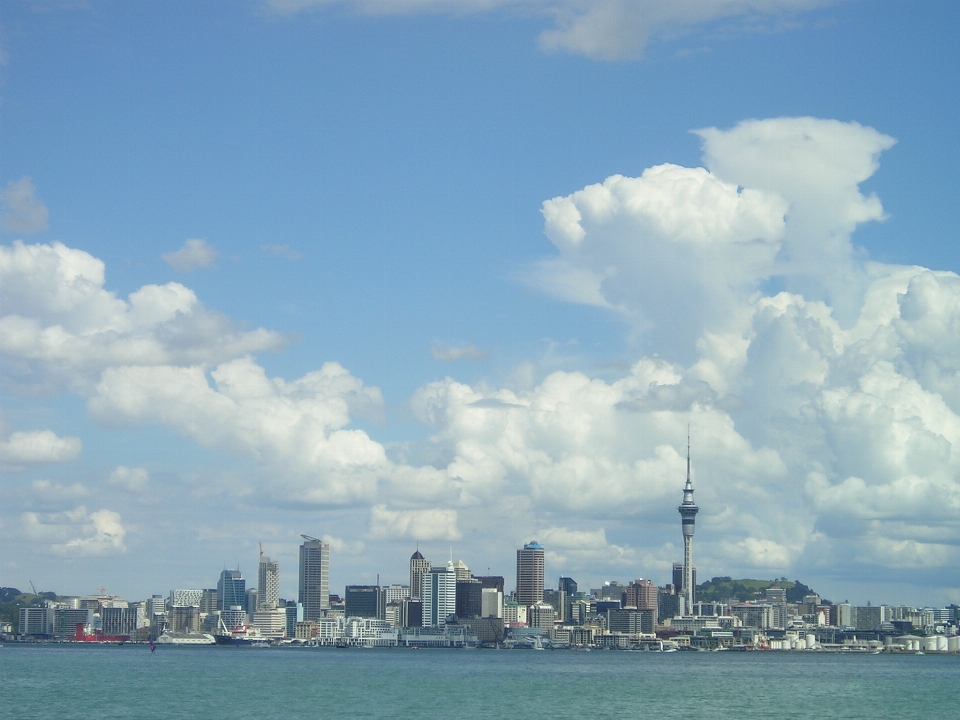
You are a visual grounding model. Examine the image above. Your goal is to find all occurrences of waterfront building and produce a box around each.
[730,603,774,629]
[19,607,50,636]
[345,585,381,619]
[252,608,287,638]
[607,608,655,634]
[101,606,141,636]
[257,550,280,611]
[217,570,246,612]
[299,534,330,621]
[678,432,699,614]
[456,578,483,619]
[53,607,91,636]
[422,562,457,626]
[409,549,430,600]
[516,541,545,605]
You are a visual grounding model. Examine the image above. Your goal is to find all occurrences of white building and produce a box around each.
[258,552,280,611]
[252,608,287,638]
[481,588,503,618]
[422,561,457,626]
[169,589,204,608]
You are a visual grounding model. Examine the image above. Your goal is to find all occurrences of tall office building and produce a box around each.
[217,570,245,611]
[422,561,457,626]
[410,549,430,600]
[258,548,280,611]
[678,433,699,614]
[299,535,330,621]
[516,541,545,606]
[345,585,381,619]
[624,579,658,625]
[456,579,483,619]
[558,577,578,596]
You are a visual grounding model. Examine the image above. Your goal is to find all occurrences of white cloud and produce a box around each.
[1,177,49,234]
[369,504,461,541]
[263,0,838,61]
[0,240,285,392]
[30,480,91,502]
[162,239,218,272]
[0,429,81,471]
[260,243,301,261]
[22,506,127,556]
[430,344,489,361]
[108,466,151,493]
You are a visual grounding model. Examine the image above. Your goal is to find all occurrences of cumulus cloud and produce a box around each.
[263,0,837,61]
[30,480,91,502]
[517,116,960,579]
[108,466,150,493]
[369,504,461,541]
[0,429,81,471]
[1,177,49,234]
[162,239,218,272]
[5,115,959,591]
[22,506,127,556]
[430,344,489,361]
[0,240,285,392]
[538,526,635,569]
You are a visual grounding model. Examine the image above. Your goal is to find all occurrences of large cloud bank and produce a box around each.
[2,117,958,598]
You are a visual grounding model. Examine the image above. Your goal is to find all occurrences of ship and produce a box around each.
[213,617,271,646]
[155,631,216,646]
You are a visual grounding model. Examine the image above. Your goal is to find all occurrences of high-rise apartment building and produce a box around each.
[516,541,545,606]
[258,550,280,611]
[217,569,245,611]
[410,550,430,600]
[422,562,457,626]
[299,534,330,621]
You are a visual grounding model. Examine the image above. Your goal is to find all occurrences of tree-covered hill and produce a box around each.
[695,577,823,604]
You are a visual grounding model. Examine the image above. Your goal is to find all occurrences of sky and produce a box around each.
[1,0,959,607]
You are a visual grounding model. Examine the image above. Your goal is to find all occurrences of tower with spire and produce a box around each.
[678,429,699,615]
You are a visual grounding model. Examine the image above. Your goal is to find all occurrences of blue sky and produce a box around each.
[1,0,959,606]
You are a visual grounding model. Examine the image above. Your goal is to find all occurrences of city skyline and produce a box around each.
[2,2,959,608]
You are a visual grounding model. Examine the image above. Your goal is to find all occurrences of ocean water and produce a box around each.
[1,645,957,719]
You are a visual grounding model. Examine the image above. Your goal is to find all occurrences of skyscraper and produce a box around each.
[299,535,330,621]
[516,541,544,606]
[257,547,280,611]
[217,569,245,611]
[678,432,699,614]
[409,549,430,600]
[422,561,457,626]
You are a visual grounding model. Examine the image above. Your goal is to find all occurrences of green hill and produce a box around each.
[695,577,822,604]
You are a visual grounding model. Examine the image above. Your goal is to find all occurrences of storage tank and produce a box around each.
[910,639,921,652]
[805,634,816,649]
[923,636,937,651]
[934,636,947,652]
[948,636,960,652]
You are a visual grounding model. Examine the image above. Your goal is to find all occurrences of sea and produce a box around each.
[1,645,958,719]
